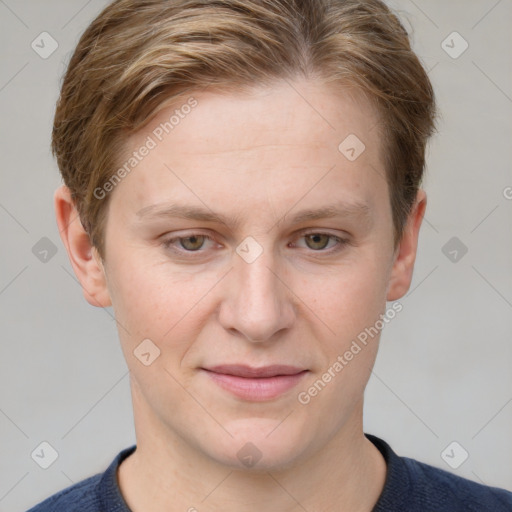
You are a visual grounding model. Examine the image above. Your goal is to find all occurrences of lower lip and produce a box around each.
[202,369,308,401]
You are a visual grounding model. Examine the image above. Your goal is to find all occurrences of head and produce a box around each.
[54,0,436,470]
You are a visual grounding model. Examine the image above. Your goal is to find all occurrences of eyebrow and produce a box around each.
[135,201,372,230]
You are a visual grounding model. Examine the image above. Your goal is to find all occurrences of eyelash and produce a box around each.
[161,231,350,257]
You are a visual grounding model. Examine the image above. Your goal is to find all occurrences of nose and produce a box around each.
[218,241,295,342]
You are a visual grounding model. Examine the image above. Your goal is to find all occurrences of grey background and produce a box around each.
[0,0,511,510]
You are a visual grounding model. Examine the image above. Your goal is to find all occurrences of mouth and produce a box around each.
[201,365,309,401]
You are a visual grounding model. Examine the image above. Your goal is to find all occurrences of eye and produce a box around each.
[305,233,332,250]
[293,231,349,253]
[162,231,349,258]
[178,234,207,251]
[162,233,215,253]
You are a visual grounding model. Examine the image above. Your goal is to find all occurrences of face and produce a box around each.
[69,78,422,471]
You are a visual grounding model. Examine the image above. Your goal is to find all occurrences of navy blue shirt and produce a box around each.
[26,434,512,511]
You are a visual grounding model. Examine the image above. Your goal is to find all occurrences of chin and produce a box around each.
[203,417,310,472]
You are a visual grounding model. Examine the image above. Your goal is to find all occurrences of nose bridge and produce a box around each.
[240,251,278,306]
[221,238,293,341]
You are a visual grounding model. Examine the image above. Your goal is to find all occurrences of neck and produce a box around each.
[117,380,386,512]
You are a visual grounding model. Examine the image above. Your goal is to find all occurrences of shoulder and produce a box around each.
[25,445,136,512]
[25,474,103,512]
[402,455,512,511]
[367,434,512,512]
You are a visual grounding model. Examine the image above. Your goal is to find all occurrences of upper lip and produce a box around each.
[203,365,307,378]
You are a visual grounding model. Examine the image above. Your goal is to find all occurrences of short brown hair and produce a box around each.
[52,0,436,260]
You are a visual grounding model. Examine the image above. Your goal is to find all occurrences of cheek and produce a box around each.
[107,254,222,349]
[298,256,389,345]
[293,259,389,417]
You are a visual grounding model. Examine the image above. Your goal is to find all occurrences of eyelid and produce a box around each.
[296,227,346,237]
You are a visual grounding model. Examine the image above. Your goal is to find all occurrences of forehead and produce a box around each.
[150,80,380,151]
[109,79,386,224]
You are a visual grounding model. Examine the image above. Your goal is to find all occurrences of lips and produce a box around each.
[204,364,306,378]
[201,365,308,401]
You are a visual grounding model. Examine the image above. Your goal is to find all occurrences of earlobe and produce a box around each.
[386,189,427,301]
[54,185,112,308]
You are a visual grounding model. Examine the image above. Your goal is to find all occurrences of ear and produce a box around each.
[386,189,427,301]
[54,185,112,307]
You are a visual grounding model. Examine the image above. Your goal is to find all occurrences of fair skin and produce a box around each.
[55,78,426,512]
